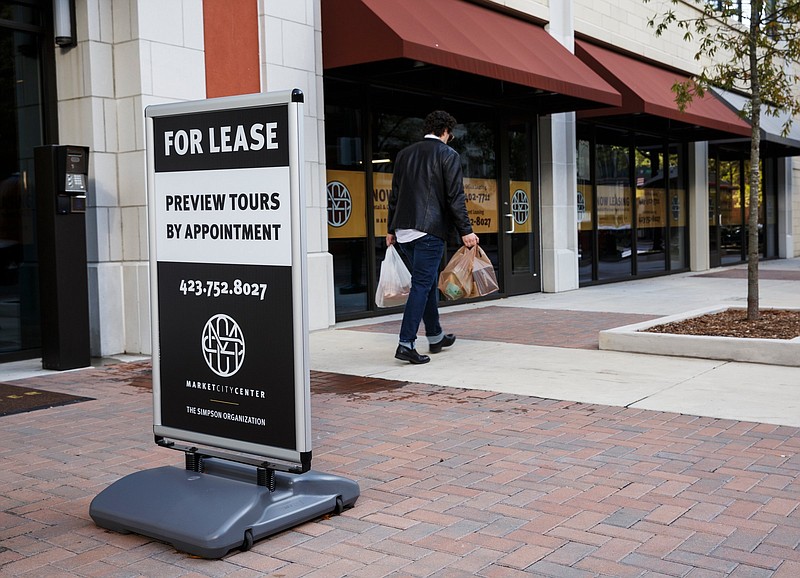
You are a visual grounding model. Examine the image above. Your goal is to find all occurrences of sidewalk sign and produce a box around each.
[89,90,359,558]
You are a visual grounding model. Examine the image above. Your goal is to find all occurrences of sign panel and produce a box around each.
[509,180,532,234]
[326,169,367,239]
[146,91,310,469]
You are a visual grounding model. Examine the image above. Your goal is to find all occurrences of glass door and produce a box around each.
[595,137,633,280]
[634,142,667,274]
[708,157,721,267]
[719,159,744,265]
[501,122,540,294]
[0,4,47,357]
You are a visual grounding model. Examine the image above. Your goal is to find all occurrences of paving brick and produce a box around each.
[541,541,596,565]
[774,560,800,577]
[603,508,649,528]
[729,566,779,578]
[755,540,800,562]
[477,564,533,578]
[621,551,694,575]
[2,361,800,577]
[497,543,551,570]
[575,555,648,577]
[665,549,738,573]
[710,546,783,570]
[527,559,596,577]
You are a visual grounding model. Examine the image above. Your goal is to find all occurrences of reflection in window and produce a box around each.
[371,112,425,314]
[577,139,593,283]
[577,126,688,284]
[325,101,369,316]
[596,142,632,280]
[449,119,499,288]
[709,150,776,266]
[635,145,667,274]
[668,146,687,271]
[457,121,496,179]
[0,23,44,354]
[508,124,532,279]
[719,159,744,265]
[374,112,500,299]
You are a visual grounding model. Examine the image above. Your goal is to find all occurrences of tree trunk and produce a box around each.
[747,1,761,321]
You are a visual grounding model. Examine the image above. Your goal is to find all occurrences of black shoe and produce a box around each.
[429,334,456,354]
[395,344,430,364]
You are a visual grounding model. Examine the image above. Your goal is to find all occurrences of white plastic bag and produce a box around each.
[375,245,412,308]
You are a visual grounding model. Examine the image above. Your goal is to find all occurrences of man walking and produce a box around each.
[386,110,479,364]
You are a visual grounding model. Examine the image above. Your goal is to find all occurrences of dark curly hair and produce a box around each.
[423,110,457,137]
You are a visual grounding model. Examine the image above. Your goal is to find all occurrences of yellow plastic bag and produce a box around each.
[438,246,474,300]
[375,245,412,307]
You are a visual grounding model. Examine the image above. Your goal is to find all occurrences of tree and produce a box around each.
[645,0,800,319]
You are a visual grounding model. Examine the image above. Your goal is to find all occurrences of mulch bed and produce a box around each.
[643,308,800,340]
[0,382,93,417]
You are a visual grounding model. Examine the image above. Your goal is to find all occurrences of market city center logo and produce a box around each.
[202,314,246,377]
[511,189,530,225]
[327,180,351,227]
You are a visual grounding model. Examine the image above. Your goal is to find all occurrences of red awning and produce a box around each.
[322,0,621,108]
[575,41,751,137]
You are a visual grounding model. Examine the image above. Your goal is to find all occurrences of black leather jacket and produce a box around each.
[387,138,473,241]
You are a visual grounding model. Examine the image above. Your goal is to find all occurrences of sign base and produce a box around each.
[89,458,359,559]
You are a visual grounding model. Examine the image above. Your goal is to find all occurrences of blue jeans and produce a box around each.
[397,234,445,346]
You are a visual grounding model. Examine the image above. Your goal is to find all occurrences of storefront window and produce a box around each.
[325,87,507,319]
[634,142,666,274]
[576,124,688,283]
[325,103,369,316]
[595,140,632,281]
[371,112,422,311]
[709,148,777,266]
[0,8,46,357]
[708,157,719,259]
[372,112,499,308]
[719,159,744,265]
[452,119,498,276]
[668,146,688,271]
[508,124,533,277]
[577,138,593,283]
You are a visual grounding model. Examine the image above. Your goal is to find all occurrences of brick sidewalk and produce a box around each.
[1,362,800,576]
[349,307,658,349]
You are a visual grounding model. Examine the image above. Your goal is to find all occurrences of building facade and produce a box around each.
[0,0,797,362]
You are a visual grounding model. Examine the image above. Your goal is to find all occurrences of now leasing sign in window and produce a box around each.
[325,170,502,238]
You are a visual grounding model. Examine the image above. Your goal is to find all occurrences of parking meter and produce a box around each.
[34,145,91,370]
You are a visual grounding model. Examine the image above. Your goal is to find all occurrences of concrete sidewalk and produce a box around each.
[313,260,800,427]
[1,260,800,576]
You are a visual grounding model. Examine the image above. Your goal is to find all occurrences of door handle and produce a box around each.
[505,213,515,234]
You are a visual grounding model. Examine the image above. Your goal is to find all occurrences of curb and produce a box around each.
[599,305,800,367]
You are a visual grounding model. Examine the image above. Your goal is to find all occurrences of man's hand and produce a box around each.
[386,233,395,246]
[462,232,479,248]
